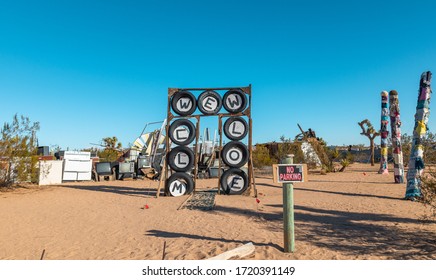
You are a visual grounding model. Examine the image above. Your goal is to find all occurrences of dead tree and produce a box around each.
[358,119,380,166]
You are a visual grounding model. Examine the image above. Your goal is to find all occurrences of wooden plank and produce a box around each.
[207,242,255,260]
[272,164,278,183]
[303,164,308,182]
[273,163,308,183]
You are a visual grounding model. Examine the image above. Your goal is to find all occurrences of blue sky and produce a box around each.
[1,0,435,150]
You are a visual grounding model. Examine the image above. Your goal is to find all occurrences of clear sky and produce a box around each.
[1,0,435,150]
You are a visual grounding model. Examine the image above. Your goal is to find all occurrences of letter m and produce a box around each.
[172,182,183,193]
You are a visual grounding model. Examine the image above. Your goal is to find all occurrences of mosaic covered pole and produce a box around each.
[389,90,404,183]
[379,91,389,174]
[405,71,432,200]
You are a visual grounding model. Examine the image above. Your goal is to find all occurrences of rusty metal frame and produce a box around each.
[157,85,256,198]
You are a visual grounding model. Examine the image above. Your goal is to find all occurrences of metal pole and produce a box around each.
[282,154,295,253]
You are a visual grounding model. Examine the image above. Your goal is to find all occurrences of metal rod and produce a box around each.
[177,86,251,91]
[162,241,167,260]
[282,154,295,253]
[247,84,256,197]
[169,112,247,120]
[218,115,223,194]
[193,116,200,191]
[157,89,172,198]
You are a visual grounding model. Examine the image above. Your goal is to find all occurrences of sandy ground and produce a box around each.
[0,163,435,260]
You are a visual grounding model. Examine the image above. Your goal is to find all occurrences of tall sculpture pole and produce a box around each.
[379,91,389,174]
[405,71,432,200]
[389,90,404,183]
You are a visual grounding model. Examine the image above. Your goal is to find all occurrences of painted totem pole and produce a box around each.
[405,71,432,200]
[379,91,389,174]
[389,90,404,183]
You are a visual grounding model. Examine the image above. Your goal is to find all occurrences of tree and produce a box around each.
[401,133,413,167]
[422,132,436,164]
[275,136,305,164]
[0,114,40,187]
[252,145,273,168]
[358,119,380,166]
[97,136,123,162]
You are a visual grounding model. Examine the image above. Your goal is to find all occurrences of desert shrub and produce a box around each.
[402,133,412,167]
[402,132,435,167]
[345,151,355,163]
[339,159,350,172]
[421,168,436,220]
[0,114,40,187]
[274,136,305,164]
[423,132,436,164]
[252,145,273,168]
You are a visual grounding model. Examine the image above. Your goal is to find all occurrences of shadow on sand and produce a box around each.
[145,229,283,252]
[61,184,162,197]
[308,179,397,185]
[293,187,401,201]
[208,204,436,259]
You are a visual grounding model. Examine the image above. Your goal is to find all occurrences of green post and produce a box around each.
[282,154,295,253]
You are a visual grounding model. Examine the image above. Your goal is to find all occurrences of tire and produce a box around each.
[166,172,194,196]
[171,91,197,116]
[223,89,248,114]
[197,90,222,115]
[167,146,195,172]
[220,168,248,195]
[168,119,196,146]
[221,141,249,168]
[223,117,248,141]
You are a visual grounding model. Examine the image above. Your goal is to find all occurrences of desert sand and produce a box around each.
[0,163,435,260]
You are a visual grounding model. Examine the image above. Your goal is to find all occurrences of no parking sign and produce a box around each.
[273,164,306,183]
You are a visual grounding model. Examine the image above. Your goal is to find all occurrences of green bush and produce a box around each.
[275,136,305,164]
[252,145,273,168]
[0,114,40,187]
[421,168,436,221]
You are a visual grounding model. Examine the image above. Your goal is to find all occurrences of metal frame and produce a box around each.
[156,85,256,197]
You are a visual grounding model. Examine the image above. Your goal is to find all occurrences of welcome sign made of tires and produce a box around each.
[164,86,254,197]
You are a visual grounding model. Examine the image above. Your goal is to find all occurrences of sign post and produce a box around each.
[282,154,295,253]
[273,155,306,253]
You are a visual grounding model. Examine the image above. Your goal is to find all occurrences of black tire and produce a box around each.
[167,146,195,172]
[166,172,194,196]
[171,91,197,116]
[220,168,248,195]
[223,117,248,141]
[197,90,222,115]
[168,119,196,146]
[221,141,249,168]
[223,89,248,114]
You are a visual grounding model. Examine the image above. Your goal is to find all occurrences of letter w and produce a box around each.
[227,96,240,108]
[179,99,191,109]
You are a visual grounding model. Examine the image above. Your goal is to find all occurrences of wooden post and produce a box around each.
[282,154,295,253]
